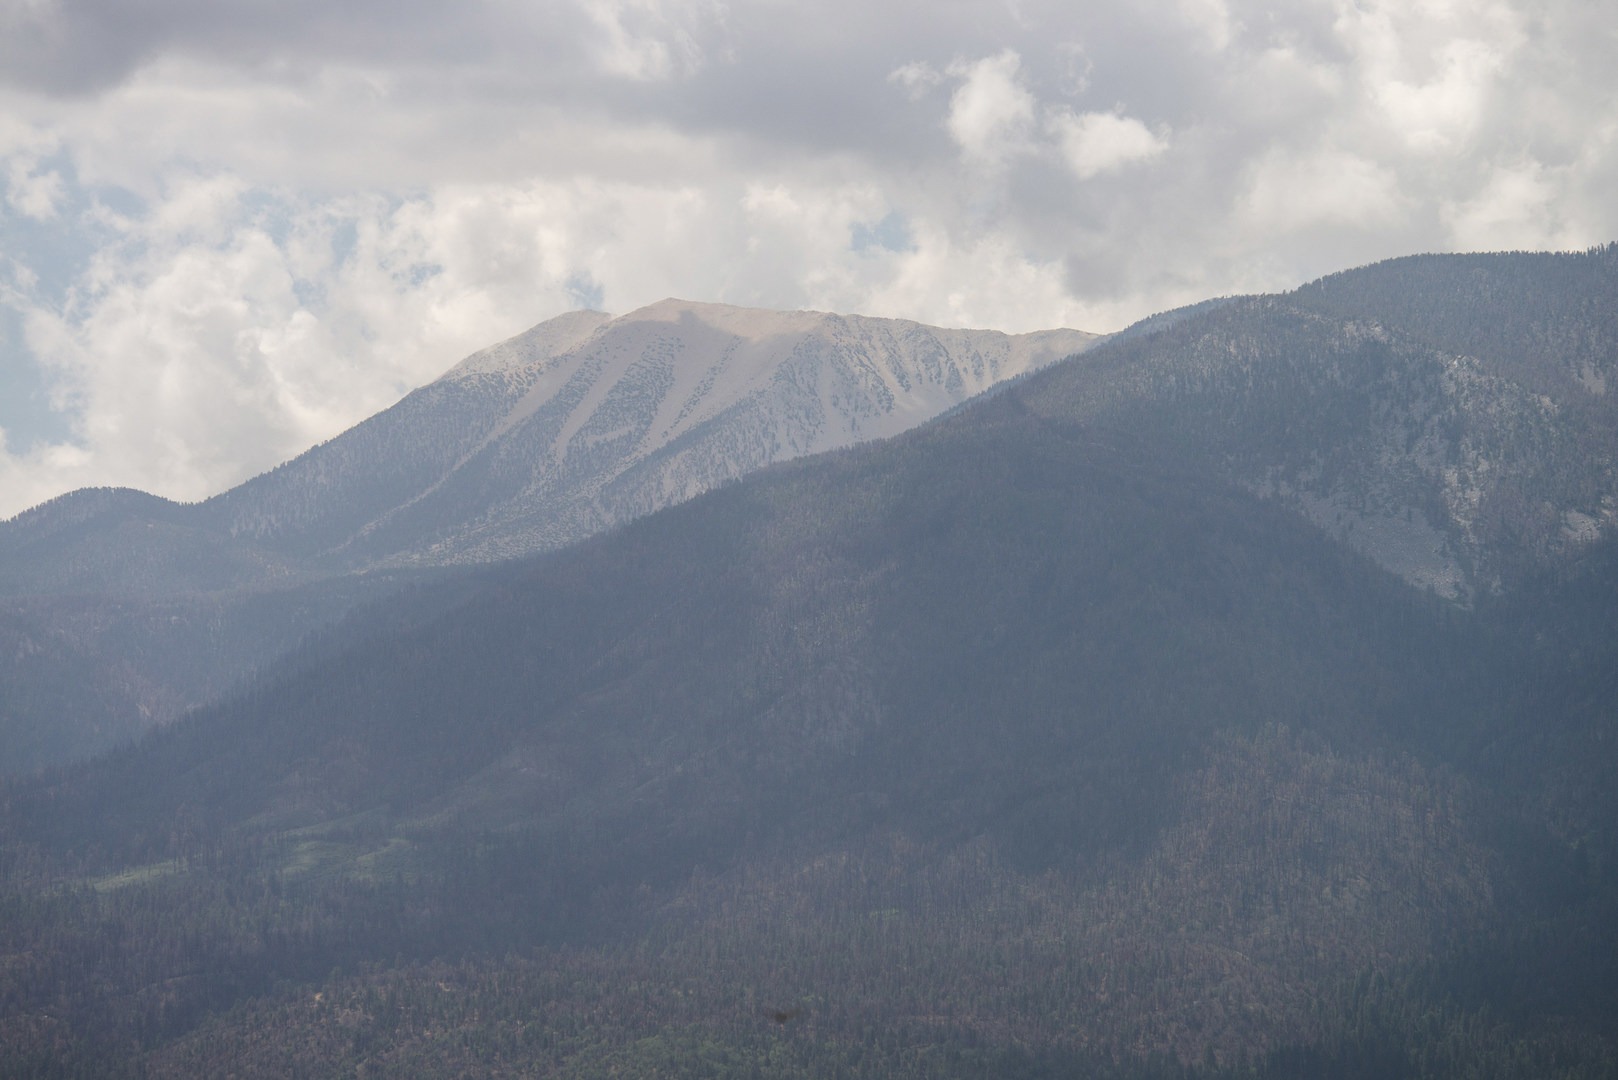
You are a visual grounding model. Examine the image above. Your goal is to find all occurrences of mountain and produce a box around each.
[0,569,434,772]
[1025,247,1618,598]
[2,395,1520,1074]
[2,301,1097,591]
[209,299,1096,570]
[2,248,1615,1076]
[0,303,1097,772]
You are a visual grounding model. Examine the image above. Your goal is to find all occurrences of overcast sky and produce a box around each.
[1,0,1614,516]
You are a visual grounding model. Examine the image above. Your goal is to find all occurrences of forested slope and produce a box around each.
[1,248,1615,1075]
[3,395,1613,1076]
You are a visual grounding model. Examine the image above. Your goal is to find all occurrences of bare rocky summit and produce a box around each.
[210,299,1097,569]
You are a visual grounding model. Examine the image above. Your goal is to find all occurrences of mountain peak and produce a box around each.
[206,300,1099,571]
[444,308,614,379]
[617,297,835,341]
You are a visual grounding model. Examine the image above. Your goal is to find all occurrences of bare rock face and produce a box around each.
[206,299,1098,570]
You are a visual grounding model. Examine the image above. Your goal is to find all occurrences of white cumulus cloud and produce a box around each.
[946,50,1038,168]
[1049,109,1169,180]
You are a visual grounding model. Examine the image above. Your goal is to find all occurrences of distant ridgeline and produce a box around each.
[1,248,1616,1077]
[0,303,1097,773]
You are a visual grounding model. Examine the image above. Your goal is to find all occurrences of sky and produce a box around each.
[1,0,1615,517]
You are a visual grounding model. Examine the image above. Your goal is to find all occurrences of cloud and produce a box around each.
[3,176,612,508]
[863,221,1094,333]
[0,119,64,220]
[1240,146,1406,232]
[0,0,729,100]
[1372,38,1508,153]
[888,61,943,102]
[945,50,1037,168]
[16,178,478,503]
[1175,0,1234,52]
[1,0,1616,515]
[4,158,64,222]
[1049,109,1168,180]
[0,166,1097,513]
[576,0,722,80]
[1442,160,1568,251]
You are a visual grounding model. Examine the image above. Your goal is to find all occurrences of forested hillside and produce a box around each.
[0,568,446,776]
[1,248,1615,1076]
[1022,247,1618,597]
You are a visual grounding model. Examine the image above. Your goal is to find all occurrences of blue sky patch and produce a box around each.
[851,212,914,255]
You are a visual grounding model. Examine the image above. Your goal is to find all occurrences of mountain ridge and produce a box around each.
[252,297,1098,569]
[3,248,1617,1075]
[3,299,1099,584]
[0,301,1098,772]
